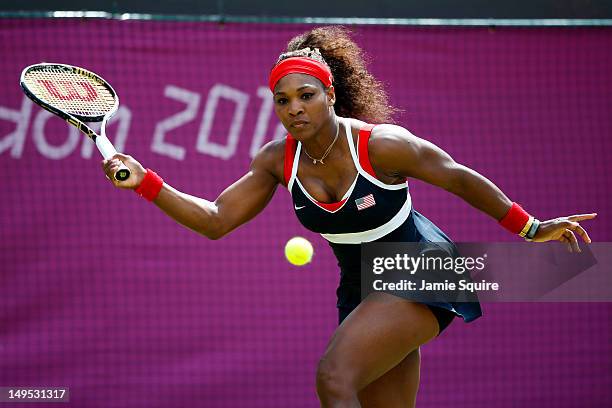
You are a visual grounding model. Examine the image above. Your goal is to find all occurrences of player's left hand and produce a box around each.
[531,213,597,252]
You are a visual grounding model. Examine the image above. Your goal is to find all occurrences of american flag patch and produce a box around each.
[355,194,376,210]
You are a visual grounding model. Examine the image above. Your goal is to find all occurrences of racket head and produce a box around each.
[20,63,118,122]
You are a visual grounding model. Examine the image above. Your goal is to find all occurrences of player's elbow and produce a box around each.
[206,232,224,240]
[206,226,228,240]
[192,211,227,240]
[199,220,227,240]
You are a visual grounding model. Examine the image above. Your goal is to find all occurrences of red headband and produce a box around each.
[268,57,333,92]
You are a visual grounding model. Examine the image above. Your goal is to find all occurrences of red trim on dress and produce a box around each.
[357,124,378,179]
[315,198,348,212]
[284,134,297,186]
[357,124,408,184]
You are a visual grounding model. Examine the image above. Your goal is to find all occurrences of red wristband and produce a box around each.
[134,169,163,201]
[499,202,531,234]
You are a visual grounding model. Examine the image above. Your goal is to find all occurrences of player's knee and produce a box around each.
[316,357,357,401]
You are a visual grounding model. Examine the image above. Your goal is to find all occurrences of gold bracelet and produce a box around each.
[519,216,534,237]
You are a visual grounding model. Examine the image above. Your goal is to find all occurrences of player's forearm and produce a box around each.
[153,183,224,239]
[446,165,513,221]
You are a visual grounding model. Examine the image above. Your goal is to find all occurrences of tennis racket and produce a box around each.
[20,63,130,181]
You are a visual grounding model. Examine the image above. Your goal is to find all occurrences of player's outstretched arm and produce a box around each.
[368,124,596,251]
[102,140,284,240]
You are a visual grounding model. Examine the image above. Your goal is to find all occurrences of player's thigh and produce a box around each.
[358,348,421,408]
[319,292,439,391]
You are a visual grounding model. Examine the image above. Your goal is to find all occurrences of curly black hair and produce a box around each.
[278,26,397,124]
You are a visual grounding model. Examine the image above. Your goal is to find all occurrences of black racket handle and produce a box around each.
[114,165,131,181]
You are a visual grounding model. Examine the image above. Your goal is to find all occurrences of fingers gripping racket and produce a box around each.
[20,63,130,181]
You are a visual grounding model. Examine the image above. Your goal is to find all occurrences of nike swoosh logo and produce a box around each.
[294,205,306,210]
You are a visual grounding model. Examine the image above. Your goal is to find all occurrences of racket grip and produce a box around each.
[96,135,118,159]
[95,135,131,181]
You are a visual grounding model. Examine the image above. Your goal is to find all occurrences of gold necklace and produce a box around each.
[302,122,340,165]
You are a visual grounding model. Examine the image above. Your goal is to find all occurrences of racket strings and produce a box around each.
[23,67,116,118]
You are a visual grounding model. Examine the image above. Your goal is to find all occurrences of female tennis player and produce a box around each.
[102,26,596,408]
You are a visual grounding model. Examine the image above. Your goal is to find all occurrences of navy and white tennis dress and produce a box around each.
[284,118,482,331]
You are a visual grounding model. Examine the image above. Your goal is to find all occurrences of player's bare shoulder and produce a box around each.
[251,138,287,185]
[368,124,421,171]
[370,124,419,148]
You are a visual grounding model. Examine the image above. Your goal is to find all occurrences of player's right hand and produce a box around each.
[101,153,146,189]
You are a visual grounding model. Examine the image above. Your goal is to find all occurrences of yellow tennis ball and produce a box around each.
[284,236,314,266]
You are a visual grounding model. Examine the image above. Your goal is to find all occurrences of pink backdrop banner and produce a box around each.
[1,19,611,407]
